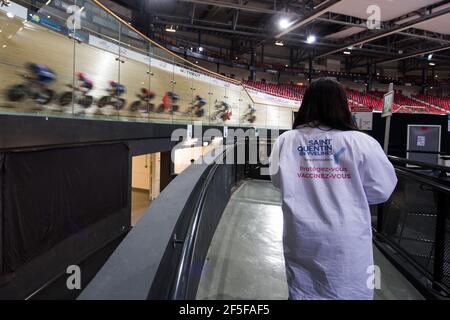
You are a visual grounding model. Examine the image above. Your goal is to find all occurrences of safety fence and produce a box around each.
[0,0,295,129]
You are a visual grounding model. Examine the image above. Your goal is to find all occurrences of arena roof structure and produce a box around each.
[111,0,450,72]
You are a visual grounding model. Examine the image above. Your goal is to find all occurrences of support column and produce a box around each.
[421,66,427,95]
[308,54,313,84]
[250,46,256,81]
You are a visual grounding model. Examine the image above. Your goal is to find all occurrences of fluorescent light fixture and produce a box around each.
[279,18,292,30]
[429,62,436,66]
[46,0,52,5]
[343,51,351,55]
[275,40,284,46]
[306,35,316,44]
[165,25,176,33]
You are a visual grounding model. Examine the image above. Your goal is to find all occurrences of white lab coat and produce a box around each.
[269,125,397,300]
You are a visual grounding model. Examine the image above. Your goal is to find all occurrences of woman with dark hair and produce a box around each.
[269,78,397,300]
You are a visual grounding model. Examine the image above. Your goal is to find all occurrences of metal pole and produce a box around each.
[383,116,391,154]
[383,83,394,154]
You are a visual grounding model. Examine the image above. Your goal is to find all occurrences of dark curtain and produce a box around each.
[2,144,129,272]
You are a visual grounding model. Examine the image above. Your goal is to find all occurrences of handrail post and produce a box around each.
[234,136,238,182]
[432,191,447,293]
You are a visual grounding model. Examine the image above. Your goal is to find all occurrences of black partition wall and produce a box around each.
[369,113,449,157]
[0,143,131,299]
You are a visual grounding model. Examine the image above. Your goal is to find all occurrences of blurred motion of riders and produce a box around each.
[185,95,206,117]
[59,72,94,108]
[4,63,243,122]
[8,63,56,105]
[211,100,232,121]
[97,81,127,110]
[242,104,256,123]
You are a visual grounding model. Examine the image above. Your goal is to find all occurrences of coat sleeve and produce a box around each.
[269,136,283,189]
[359,137,398,205]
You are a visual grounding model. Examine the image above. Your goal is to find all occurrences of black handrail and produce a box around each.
[388,156,450,173]
[170,144,234,299]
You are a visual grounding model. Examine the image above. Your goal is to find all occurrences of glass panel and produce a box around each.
[209,78,228,126]
[266,105,280,130]
[0,0,297,130]
[117,22,151,122]
[279,107,294,130]
[71,0,120,121]
[149,54,175,124]
[0,0,76,117]
[190,69,210,125]
[172,58,194,124]
[227,84,241,127]
[240,88,267,128]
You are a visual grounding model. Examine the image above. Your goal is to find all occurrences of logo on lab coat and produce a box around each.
[297,139,333,156]
[333,147,347,164]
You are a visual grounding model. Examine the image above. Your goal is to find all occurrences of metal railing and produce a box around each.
[373,157,450,298]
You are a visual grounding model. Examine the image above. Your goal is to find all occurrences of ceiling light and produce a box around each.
[198,46,204,52]
[429,62,435,66]
[427,54,433,60]
[398,50,403,54]
[343,51,351,55]
[306,35,316,44]
[46,0,52,5]
[165,25,176,33]
[279,18,291,30]
[275,40,284,46]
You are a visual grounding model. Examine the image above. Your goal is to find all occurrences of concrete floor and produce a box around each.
[131,189,151,226]
[197,180,424,300]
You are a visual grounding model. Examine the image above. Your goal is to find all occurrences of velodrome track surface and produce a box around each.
[0,10,295,129]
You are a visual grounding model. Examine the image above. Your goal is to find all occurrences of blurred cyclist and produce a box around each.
[26,63,56,87]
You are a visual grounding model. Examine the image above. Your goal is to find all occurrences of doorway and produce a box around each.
[131,153,161,225]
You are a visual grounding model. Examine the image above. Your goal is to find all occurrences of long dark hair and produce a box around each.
[293,77,358,131]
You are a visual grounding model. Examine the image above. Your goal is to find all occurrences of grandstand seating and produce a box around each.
[413,94,450,112]
[242,80,305,101]
[242,81,448,115]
